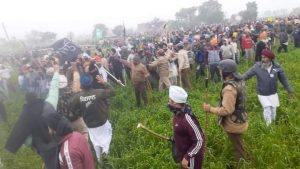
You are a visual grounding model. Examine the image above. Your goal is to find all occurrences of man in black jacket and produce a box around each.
[108,48,124,83]
[71,73,116,162]
[255,39,267,62]
[5,61,60,169]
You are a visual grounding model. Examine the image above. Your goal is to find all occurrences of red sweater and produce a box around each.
[59,132,95,169]
[242,37,254,49]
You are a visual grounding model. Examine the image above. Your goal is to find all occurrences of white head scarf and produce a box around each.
[169,86,188,103]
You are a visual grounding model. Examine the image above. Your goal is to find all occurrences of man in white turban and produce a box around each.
[168,86,205,169]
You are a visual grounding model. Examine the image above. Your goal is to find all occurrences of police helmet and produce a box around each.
[218,59,237,73]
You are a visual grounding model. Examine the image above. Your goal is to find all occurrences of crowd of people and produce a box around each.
[1,16,299,169]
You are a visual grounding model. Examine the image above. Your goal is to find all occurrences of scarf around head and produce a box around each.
[46,113,73,139]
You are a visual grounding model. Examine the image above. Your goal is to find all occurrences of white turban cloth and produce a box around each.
[169,86,188,103]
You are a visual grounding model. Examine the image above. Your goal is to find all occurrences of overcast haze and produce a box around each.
[0,0,299,39]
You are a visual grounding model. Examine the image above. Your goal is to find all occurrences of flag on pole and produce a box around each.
[163,23,167,29]
[2,23,10,40]
[123,23,126,41]
[51,38,82,65]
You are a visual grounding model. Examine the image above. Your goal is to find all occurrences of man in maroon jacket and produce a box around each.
[46,113,95,169]
[168,86,205,169]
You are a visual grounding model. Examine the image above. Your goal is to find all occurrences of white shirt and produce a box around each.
[231,42,238,53]
[267,65,272,73]
[97,66,108,82]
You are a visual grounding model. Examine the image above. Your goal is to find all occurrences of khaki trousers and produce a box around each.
[227,132,247,162]
[180,68,191,89]
[159,76,171,90]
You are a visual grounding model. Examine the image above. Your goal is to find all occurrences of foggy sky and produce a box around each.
[0,0,299,39]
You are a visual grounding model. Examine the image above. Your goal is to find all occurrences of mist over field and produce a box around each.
[0,0,299,39]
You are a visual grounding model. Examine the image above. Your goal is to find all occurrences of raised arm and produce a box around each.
[118,58,132,68]
[45,65,60,110]
[148,59,159,68]
[242,65,256,81]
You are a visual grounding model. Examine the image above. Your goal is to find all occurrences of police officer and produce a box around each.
[176,43,191,89]
[203,59,248,162]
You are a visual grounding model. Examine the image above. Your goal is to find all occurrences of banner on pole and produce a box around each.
[51,38,82,65]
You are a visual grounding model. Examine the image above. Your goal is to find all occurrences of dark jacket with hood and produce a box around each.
[5,72,60,169]
[172,104,205,169]
[45,113,95,169]
[255,41,266,62]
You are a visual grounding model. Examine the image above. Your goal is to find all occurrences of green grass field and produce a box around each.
[0,46,299,169]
